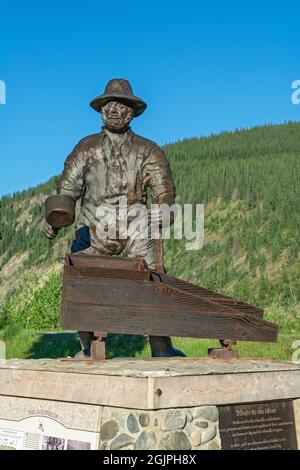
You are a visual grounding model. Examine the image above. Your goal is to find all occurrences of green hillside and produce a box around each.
[1,121,300,338]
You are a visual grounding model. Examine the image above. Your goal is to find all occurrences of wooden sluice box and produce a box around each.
[61,253,278,360]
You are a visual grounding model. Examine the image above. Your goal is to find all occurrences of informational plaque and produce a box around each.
[219,400,298,450]
[0,416,97,450]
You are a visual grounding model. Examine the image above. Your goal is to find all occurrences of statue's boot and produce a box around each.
[149,336,186,357]
[73,350,90,360]
[74,331,95,359]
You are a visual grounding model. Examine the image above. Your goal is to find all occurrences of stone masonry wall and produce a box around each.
[99,405,221,450]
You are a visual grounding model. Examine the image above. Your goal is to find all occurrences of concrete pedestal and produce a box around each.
[0,357,299,450]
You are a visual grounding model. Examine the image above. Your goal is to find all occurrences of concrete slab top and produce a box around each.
[1,358,300,409]
[0,357,300,378]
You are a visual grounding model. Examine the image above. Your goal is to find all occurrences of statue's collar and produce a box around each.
[101,126,133,138]
[100,126,134,151]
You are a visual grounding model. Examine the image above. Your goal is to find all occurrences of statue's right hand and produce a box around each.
[42,222,59,240]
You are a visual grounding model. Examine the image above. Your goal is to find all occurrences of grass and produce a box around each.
[0,325,299,362]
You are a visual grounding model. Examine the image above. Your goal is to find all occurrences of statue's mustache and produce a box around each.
[109,115,122,120]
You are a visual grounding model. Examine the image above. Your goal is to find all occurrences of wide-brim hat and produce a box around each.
[90,78,147,117]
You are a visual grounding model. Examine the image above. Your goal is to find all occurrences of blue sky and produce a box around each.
[0,0,300,196]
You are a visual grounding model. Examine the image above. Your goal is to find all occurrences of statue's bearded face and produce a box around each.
[101,101,134,132]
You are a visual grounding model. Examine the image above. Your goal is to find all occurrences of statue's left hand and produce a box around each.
[42,222,59,240]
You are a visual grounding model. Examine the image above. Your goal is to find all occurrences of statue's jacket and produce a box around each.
[57,128,175,253]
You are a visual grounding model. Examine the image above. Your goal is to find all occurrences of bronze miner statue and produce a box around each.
[43,78,185,359]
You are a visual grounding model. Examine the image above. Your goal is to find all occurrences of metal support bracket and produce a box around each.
[91,331,107,361]
[208,339,239,360]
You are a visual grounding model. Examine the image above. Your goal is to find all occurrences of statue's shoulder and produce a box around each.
[73,133,102,153]
[132,132,160,152]
[132,133,167,163]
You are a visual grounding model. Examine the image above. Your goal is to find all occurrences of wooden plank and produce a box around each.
[66,254,264,316]
[1,362,300,410]
[62,303,277,342]
[68,253,148,272]
[159,273,264,319]
[63,276,256,316]
[0,369,149,409]
[152,370,300,409]
[61,254,277,343]
[65,266,150,281]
